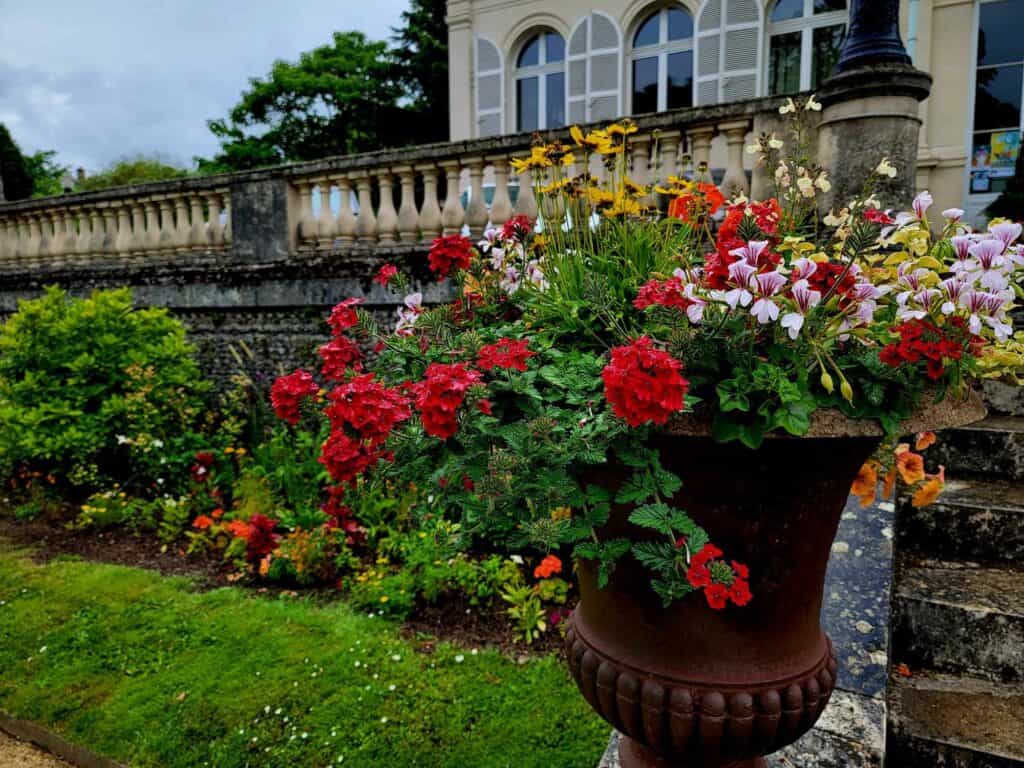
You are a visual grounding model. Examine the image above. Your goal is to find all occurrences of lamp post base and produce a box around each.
[619,736,767,768]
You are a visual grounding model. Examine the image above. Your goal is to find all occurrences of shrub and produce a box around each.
[0,287,210,494]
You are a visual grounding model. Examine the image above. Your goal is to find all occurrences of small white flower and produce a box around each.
[805,94,822,112]
[875,158,898,178]
[779,98,797,115]
[510,555,524,565]
[381,717,389,724]
[768,134,784,150]
[455,654,465,663]
[391,654,401,662]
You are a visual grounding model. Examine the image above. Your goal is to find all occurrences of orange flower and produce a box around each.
[259,555,272,576]
[851,462,878,507]
[915,431,936,451]
[667,183,725,222]
[534,554,563,579]
[226,519,251,539]
[895,450,926,485]
[211,507,225,520]
[882,467,897,500]
[895,663,912,678]
[192,515,214,530]
[911,466,946,508]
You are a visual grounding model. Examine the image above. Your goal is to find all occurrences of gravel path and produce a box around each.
[0,731,70,767]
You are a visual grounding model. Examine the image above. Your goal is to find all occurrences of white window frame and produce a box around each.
[695,0,764,105]
[764,0,847,94]
[475,36,504,139]
[513,31,567,132]
[964,0,1024,220]
[629,6,695,114]
[567,12,623,123]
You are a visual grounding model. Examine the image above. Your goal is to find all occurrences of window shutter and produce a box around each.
[696,0,761,105]
[476,37,503,137]
[567,13,621,124]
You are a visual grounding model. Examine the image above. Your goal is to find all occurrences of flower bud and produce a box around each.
[841,380,854,403]
[820,371,834,393]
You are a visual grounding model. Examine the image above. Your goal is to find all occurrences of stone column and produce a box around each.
[816,0,931,208]
[464,157,488,238]
[489,157,514,229]
[439,160,465,236]
[718,119,752,198]
[687,126,716,179]
[394,165,420,244]
[376,172,399,245]
[417,165,443,241]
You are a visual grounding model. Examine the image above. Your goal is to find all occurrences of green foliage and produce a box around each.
[390,0,450,145]
[25,150,69,198]
[0,287,210,494]
[0,123,34,201]
[501,583,548,644]
[75,157,189,192]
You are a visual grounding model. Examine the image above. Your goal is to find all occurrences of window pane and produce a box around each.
[667,51,694,109]
[971,131,1021,194]
[634,11,660,48]
[546,72,566,128]
[769,32,802,95]
[545,33,565,64]
[771,0,804,22]
[979,0,1024,66]
[975,65,1023,131]
[667,8,694,41]
[518,36,540,68]
[632,56,659,114]
[517,77,539,132]
[814,0,846,12]
[812,25,845,88]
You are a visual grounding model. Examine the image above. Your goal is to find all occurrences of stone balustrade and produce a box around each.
[0,94,796,275]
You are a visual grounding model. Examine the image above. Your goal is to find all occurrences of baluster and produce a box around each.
[0,217,12,266]
[513,168,538,221]
[100,203,118,258]
[171,195,190,253]
[464,157,488,238]
[188,195,206,251]
[687,126,715,178]
[142,199,161,254]
[353,172,377,244]
[489,156,513,229]
[115,203,134,260]
[13,215,28,267]
[439,160,464,236]
[48,211,66,264]
[40,211,58,265]
[314,177,336,250]
[25,213,43,267]
[334,175,357,246]
[75,207,93,263]
[156,197,175,254]
[416,164,443,241]
[221,193,232,245]
[631,135,655,208]
[206,192,224,248]
[719,120,751,198]
[394,165,419,244]
[572,147,590,178]
[62,209,77,260]
[657,131,682,186]
[294,181,316,250]
[376,172,398,245]
[128,202,145,262]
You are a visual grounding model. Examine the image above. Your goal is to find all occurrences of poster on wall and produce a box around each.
[990,131,1021,177]
[973,143,992,169]
[971,169,992,193]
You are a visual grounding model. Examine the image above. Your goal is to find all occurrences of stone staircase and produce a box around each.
[887,383,1024,767]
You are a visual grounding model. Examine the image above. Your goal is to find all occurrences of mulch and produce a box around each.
[0,513,569,659]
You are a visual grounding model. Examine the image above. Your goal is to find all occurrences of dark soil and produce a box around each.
[0,513,569,659]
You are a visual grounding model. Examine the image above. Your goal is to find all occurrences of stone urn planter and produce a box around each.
[566,395,984,768]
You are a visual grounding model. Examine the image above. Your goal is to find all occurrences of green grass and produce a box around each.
[0,539,607,767]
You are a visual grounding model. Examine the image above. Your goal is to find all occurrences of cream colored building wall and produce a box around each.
[447,0,992,218]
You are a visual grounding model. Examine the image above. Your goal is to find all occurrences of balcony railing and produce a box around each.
[0,95,792,273]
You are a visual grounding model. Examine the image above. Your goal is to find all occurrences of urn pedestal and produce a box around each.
[566,397,984,768]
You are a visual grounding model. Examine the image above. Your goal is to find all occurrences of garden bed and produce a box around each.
[0,538,606,768]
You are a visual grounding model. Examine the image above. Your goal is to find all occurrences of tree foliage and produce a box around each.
[199,4,450,173]
[75,157,189,192]
[25,150,69,198]
[0,124,34,201]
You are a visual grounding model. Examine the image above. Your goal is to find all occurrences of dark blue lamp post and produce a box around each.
[837,0,912,72]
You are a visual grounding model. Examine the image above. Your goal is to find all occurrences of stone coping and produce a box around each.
[0,714,127,768]
[664,389,986,439]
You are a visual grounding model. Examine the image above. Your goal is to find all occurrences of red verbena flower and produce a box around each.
[271,370,320,425]
[601,337,689,428]
[245,514,280,562]
[634,277,694,312]
[428,235,473,278]
[374,263,398,287]
[477,338,535,372]
[319,432,379,486]
[319,336,364,381]
[729,578,753,607]
[534,554,563,579]
[476,398,493,416]
[412,363,484,439]
[327,297,364,335]
[705,583,730,610]
[326,373,411,446]
[879,319,971,380]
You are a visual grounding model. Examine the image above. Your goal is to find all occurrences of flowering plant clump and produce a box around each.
[268,100,1022,609]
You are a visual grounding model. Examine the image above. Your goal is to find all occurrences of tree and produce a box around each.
[25,150,69,198]
[0,124,35,201]
[198,32,405,173]
[986,149,1024,222]
[390,0,450,145]
[75,157,189,193]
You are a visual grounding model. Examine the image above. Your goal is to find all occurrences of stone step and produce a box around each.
[896,477,1024,563]
[930,417,1024,481]
[891,561,1024,683]
[886,671,1024,767]
[982,381,1024,418]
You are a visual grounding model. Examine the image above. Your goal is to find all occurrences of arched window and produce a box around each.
[766,0,847,95]
[515,31,566,132]
[630,6,695,114]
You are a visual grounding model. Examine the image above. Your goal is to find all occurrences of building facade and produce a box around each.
[447,0,1024,223]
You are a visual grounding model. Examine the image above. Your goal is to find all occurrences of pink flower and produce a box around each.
[780,279,821,339]
[912,191,933,219]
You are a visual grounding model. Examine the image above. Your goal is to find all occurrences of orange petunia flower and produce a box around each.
[911,466,946,508]
[534,554,563,579]
[896,450,926,485]
[915,431,937,451]
[882,467,898,500]
[851,462,878,507]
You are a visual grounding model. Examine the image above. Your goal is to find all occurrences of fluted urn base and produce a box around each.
[620,736,767,767]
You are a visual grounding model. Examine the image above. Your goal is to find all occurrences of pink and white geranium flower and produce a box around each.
[750,270,787,324]
[395,292,424,336]
[780,279,821,339]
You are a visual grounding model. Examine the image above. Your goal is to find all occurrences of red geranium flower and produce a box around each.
[501,215,534,242]
[477,338,535,372]
[270,370,319,425]
[428,235,473,278]
[634,277,695,313]
[326,373,411,445]
[327,298,364,335]
[705,583,730,610]
[729,578,753,607]
[602,337,689,428]
[319,336,364,381]
[879,319,973,380]
[668,183,725,223]
[534,554,562,579]
[374,263,398,287]
[412,363,483,439]
[245,514,280,562]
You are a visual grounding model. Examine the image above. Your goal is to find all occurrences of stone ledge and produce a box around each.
[0,714,127,768]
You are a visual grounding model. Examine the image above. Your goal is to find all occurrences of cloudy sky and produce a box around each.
[0,0,411,172]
